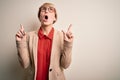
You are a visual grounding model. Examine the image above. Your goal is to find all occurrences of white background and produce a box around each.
[0,0,120,80]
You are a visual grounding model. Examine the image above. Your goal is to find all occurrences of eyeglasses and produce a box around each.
[41,7,55,13]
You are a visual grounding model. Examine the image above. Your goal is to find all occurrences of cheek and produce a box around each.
[40,12,44,16]
[39,16,42,21]
[39,13,44,20]
[50,14,56,20]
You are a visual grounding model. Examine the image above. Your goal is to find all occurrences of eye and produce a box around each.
[41,7,46,11]
[49,7,54,12]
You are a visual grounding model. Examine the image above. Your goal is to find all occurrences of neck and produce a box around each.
[40,24,53,35]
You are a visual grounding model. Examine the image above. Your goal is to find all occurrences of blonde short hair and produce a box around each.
[38,3,57,24]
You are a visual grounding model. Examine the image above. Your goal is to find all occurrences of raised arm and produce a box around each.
[15,24,30,68]
[61,24,74,69]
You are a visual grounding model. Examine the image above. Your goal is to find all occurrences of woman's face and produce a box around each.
[39,5,56,26]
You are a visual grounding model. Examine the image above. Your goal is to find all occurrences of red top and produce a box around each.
[36,27,54,80]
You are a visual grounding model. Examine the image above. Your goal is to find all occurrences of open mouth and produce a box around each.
[45,15,48,20]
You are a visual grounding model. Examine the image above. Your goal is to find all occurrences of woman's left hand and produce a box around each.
[62,24,74,42]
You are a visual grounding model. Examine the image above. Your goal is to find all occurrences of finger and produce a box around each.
[20,24,24,31]
[67,24,72,32]
[16,32,22,38]
[67,31,72,35]
[69,34,73,38]
[20,24,24,30]
[18,31,23,38]
[16,33,21,38]
[62,30,65,35]
[66,33,71,38]
[20,29,25,36]
[62,30,67,39]
[20,24,25,35]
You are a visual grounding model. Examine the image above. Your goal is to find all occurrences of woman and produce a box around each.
[15,2,73,80]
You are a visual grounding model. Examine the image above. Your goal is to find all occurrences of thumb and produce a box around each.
[62,30,65,35]
[62,30,67,40]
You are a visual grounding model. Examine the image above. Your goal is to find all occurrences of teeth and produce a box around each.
[45,16,48,19]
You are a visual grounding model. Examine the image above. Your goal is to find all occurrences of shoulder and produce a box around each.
[54,29,63,37]
[54,29,64,46]
[26,30,38,41]
[27,30,38,37]
[27,30,38,36]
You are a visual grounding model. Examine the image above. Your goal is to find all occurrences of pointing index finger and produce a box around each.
[67,24,72,32]
[20,24,25,35]
[20,24,24,30]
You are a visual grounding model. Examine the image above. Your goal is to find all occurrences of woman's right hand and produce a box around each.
[15,24,26,42]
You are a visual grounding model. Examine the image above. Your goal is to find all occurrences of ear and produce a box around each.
[52,14,56,24]
[53,16,56,21]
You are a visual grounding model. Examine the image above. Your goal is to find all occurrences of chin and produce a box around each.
[42,22,53,26]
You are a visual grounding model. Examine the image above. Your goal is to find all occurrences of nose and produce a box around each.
[45,8,49,13]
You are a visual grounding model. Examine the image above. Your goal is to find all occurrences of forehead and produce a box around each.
[41,3,55,8]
